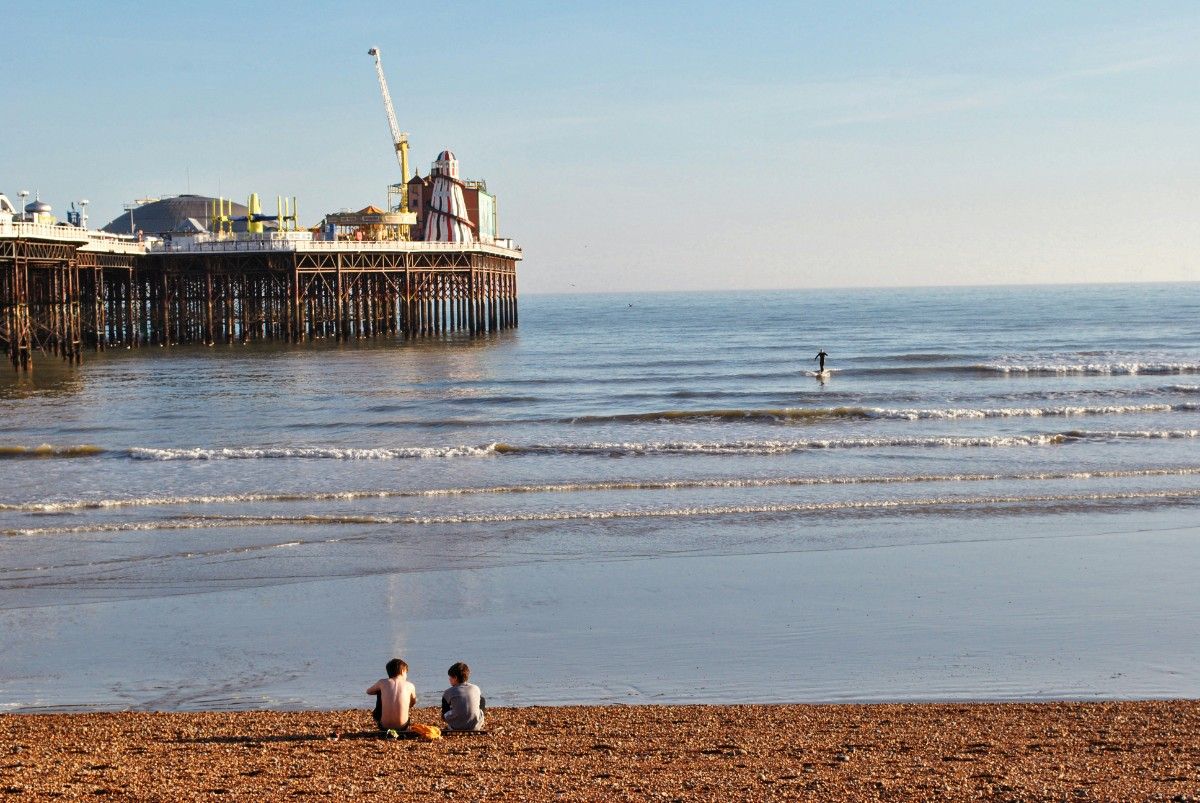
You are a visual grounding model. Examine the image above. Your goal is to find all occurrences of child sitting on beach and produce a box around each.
[440,661,486,731]
[366,658,417,732]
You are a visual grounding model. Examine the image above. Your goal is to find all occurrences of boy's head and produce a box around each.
[447,662,470,685]
[385,658,408,678]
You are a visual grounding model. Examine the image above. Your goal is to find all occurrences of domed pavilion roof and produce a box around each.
[101,194,252,236]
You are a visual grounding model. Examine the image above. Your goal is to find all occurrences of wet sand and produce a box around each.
[9,520,1200,712]
[2,701,1198,800]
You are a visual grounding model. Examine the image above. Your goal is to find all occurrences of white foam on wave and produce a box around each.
[0,490,404,513]
[865,403,1183,420]
[8,466,1200,513]
[509,434,1072,455]
[1,515,395,537]
[1069,428,1200,440]
[104,429,1200,464]
[570,401,1193,424]
[8,488,1200,537]
[2,517,293,537]
[128,444,502,461]
[396,488,1200,525]
[505,430,1200,455]
[981,362,1200,375]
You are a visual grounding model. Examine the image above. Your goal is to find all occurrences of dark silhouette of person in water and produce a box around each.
[814,350,828,372]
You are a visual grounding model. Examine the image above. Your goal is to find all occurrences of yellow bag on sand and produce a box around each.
[408,724,441,741]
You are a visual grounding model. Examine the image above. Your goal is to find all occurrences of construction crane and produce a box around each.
[367,47,412,218]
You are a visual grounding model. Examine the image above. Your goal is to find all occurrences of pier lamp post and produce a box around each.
[18,190,28,221]
[80,199,89,230]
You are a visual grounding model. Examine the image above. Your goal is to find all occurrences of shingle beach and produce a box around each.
[3,701,1198,800]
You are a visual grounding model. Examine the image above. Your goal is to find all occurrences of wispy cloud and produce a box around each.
[790,18,1200,130]
[415,15,1200,159]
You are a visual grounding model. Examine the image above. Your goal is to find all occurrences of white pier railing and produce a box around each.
[0,221,90,243]
[0,220,148,256]
[0,219,521,260]
[150,235,523,260]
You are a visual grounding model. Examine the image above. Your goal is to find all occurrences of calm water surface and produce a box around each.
[1,284,1199,710]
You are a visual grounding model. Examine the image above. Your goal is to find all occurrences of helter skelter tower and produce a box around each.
[423,150,474,243]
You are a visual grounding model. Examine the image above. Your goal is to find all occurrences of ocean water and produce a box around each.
[1,283,1199,711]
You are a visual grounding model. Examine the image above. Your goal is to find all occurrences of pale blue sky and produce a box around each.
[2,1,1197,292]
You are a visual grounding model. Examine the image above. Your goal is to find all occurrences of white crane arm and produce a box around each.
[366,46,414,220]
[368,47,407,168]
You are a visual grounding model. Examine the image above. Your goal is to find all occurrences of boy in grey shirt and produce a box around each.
[440,661,486,731]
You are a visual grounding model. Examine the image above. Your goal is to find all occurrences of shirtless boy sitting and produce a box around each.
[366,658,417,732]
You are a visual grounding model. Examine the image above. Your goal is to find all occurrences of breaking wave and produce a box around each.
[5,428,1199,465]
[567,402,1195,424]
[7,466,1200,513]
[493,430,1200,456]
[850,362,1200,378]
[138,436,1074,459]
[128,444,503,461]
[0,444,107,459]
[978,362,1200,376]
[8,488,1200,537]
[153,430,1200,461]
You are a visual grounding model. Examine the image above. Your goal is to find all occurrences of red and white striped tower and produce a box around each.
[423,150,474,242]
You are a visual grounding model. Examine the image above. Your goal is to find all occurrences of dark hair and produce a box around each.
[386,658,408,678]
[447,662,470,683]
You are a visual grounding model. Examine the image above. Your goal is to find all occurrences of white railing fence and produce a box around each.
[1,222,521,260]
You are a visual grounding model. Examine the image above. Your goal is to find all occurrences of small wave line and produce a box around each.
[566,402,1195,425]
[0,444,107,460]
[7,488,1200,537]
[5,428,1198,466]
[8,466,1200,513]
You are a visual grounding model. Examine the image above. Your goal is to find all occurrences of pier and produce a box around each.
[1,221,520,369]
[3,46,523,370]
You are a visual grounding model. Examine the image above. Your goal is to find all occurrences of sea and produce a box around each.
[2,283,1199,712]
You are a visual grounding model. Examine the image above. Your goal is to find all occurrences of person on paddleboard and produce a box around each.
[814,350,828,373]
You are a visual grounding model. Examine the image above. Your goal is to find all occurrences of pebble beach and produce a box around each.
[3,700,1199,800]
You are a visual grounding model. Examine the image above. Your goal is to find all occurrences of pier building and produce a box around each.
[101,195,256,237]
[407,172,498,244]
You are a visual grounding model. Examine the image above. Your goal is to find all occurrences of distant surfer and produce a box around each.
[814,350,828,373]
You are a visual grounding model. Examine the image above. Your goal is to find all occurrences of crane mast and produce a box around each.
[367,47,410,214]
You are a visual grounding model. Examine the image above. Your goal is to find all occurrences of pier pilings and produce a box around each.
[1,235,519,369]
[1,239,138,368]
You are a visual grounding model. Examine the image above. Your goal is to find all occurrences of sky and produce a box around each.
[2,1,1197,293]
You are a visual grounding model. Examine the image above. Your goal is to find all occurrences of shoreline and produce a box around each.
[3,700,1198,800]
